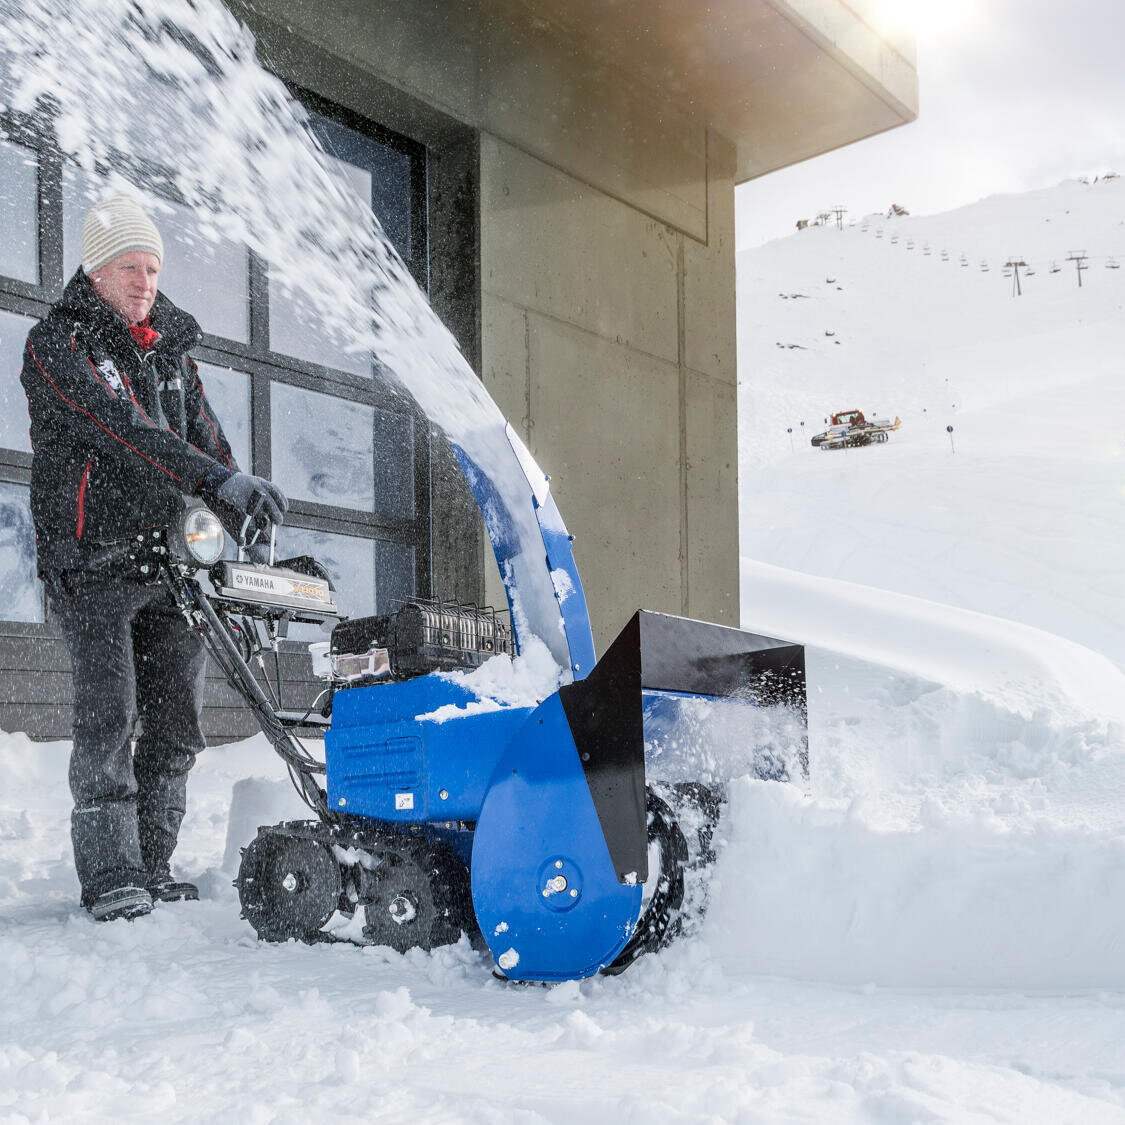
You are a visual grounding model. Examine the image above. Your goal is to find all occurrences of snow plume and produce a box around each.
[0,0,570,667]
[0,0,483,429]
[643,693,806,787]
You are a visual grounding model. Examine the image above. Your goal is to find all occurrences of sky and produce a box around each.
[735,0,1125,248]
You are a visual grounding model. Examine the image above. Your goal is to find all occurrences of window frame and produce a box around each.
[0,98,433,629]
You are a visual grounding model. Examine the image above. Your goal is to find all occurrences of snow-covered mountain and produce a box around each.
[740,177,1125,665]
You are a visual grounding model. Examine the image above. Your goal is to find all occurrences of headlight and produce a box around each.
[182,507,225,565]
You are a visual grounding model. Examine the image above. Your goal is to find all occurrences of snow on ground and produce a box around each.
[6,181,1125,1120]
[6,725,1125,1123]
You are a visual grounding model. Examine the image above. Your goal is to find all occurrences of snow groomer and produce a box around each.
[21,195,287,921]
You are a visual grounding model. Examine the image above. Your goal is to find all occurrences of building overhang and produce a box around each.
[490,0,919,183]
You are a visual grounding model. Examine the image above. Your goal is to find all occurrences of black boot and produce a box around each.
[146,864,199,903]
[87,885,154,922]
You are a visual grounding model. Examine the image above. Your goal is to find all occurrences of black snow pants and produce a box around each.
[46,569,207,904]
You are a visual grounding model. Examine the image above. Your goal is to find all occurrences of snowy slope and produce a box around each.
[725,178,1125,1115]
[739,176,1125,661]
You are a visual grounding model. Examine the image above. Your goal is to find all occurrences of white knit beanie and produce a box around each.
[81,195,164,274]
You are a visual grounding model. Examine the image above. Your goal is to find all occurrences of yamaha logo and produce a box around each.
[234,572,277,590]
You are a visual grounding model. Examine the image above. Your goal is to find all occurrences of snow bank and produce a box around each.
[723,559,1125,989]
[709,774,1125,989]
[221,775,311,873]
[742,557,1125,726]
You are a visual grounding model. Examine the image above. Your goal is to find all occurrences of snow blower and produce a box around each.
[144,418,806,982]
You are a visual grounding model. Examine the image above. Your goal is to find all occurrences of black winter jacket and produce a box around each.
[21,269,238,573]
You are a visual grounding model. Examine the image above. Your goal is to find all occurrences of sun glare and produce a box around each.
[870,0,978,42]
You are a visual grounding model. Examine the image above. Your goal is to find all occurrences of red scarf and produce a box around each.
[129,318,160,351]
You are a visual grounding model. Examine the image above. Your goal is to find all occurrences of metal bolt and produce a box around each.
[139,565,150,574]
[555,860,563,869]
[338,797,346,807]
[546,875,567,893]
[282,872,297,893]
[439,789,449,800]
[569,889,578,898]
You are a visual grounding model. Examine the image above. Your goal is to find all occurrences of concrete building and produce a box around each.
[0,0,916,737]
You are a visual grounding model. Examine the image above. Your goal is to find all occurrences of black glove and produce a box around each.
[214,472,288,530]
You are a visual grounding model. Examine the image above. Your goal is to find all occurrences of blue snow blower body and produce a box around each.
[166,419,805,982]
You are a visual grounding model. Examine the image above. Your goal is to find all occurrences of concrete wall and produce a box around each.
[480,132,739,647]
[240,0,709,239]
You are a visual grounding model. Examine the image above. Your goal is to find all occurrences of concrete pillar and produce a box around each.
[481,130,739,653]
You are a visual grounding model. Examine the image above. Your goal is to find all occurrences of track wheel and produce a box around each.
[237,827,343,943]
[605,789,689,974]
[359,846,439,954]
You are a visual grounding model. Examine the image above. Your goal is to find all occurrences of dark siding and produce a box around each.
[0,625,327,746]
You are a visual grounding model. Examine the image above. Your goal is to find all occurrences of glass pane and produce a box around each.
[195,362,251,473]
[266,268,372,377]
[310,113,414,261]
[0,139,38,284]
[0,482,43,622]
[375,539,415,614]
[267,110,416,376]
[279,525,375,639]
[267,145,371,375]
[0,309,35,453]
[270,382,374,510]
[0,50,13,109]
[62,166,250,343]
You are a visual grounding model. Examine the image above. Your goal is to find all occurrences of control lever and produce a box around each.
[237,507,277,566]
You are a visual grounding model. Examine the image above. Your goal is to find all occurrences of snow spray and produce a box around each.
[0,0,566,663]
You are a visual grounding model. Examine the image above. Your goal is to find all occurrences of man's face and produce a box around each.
[88,250,161,326]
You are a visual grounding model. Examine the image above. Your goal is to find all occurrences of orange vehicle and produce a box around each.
[810,410,901,449]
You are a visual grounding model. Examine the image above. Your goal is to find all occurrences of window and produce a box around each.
[0,482,41,623]
[195,362,251,472]
[0,97,430,630]
[0,309,36,453]
[0,140,37,284]
[265,104,427,374]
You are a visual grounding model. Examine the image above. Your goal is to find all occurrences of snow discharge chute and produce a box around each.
[0,0,807,979]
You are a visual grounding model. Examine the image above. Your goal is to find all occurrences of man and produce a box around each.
[21,194,287,922]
